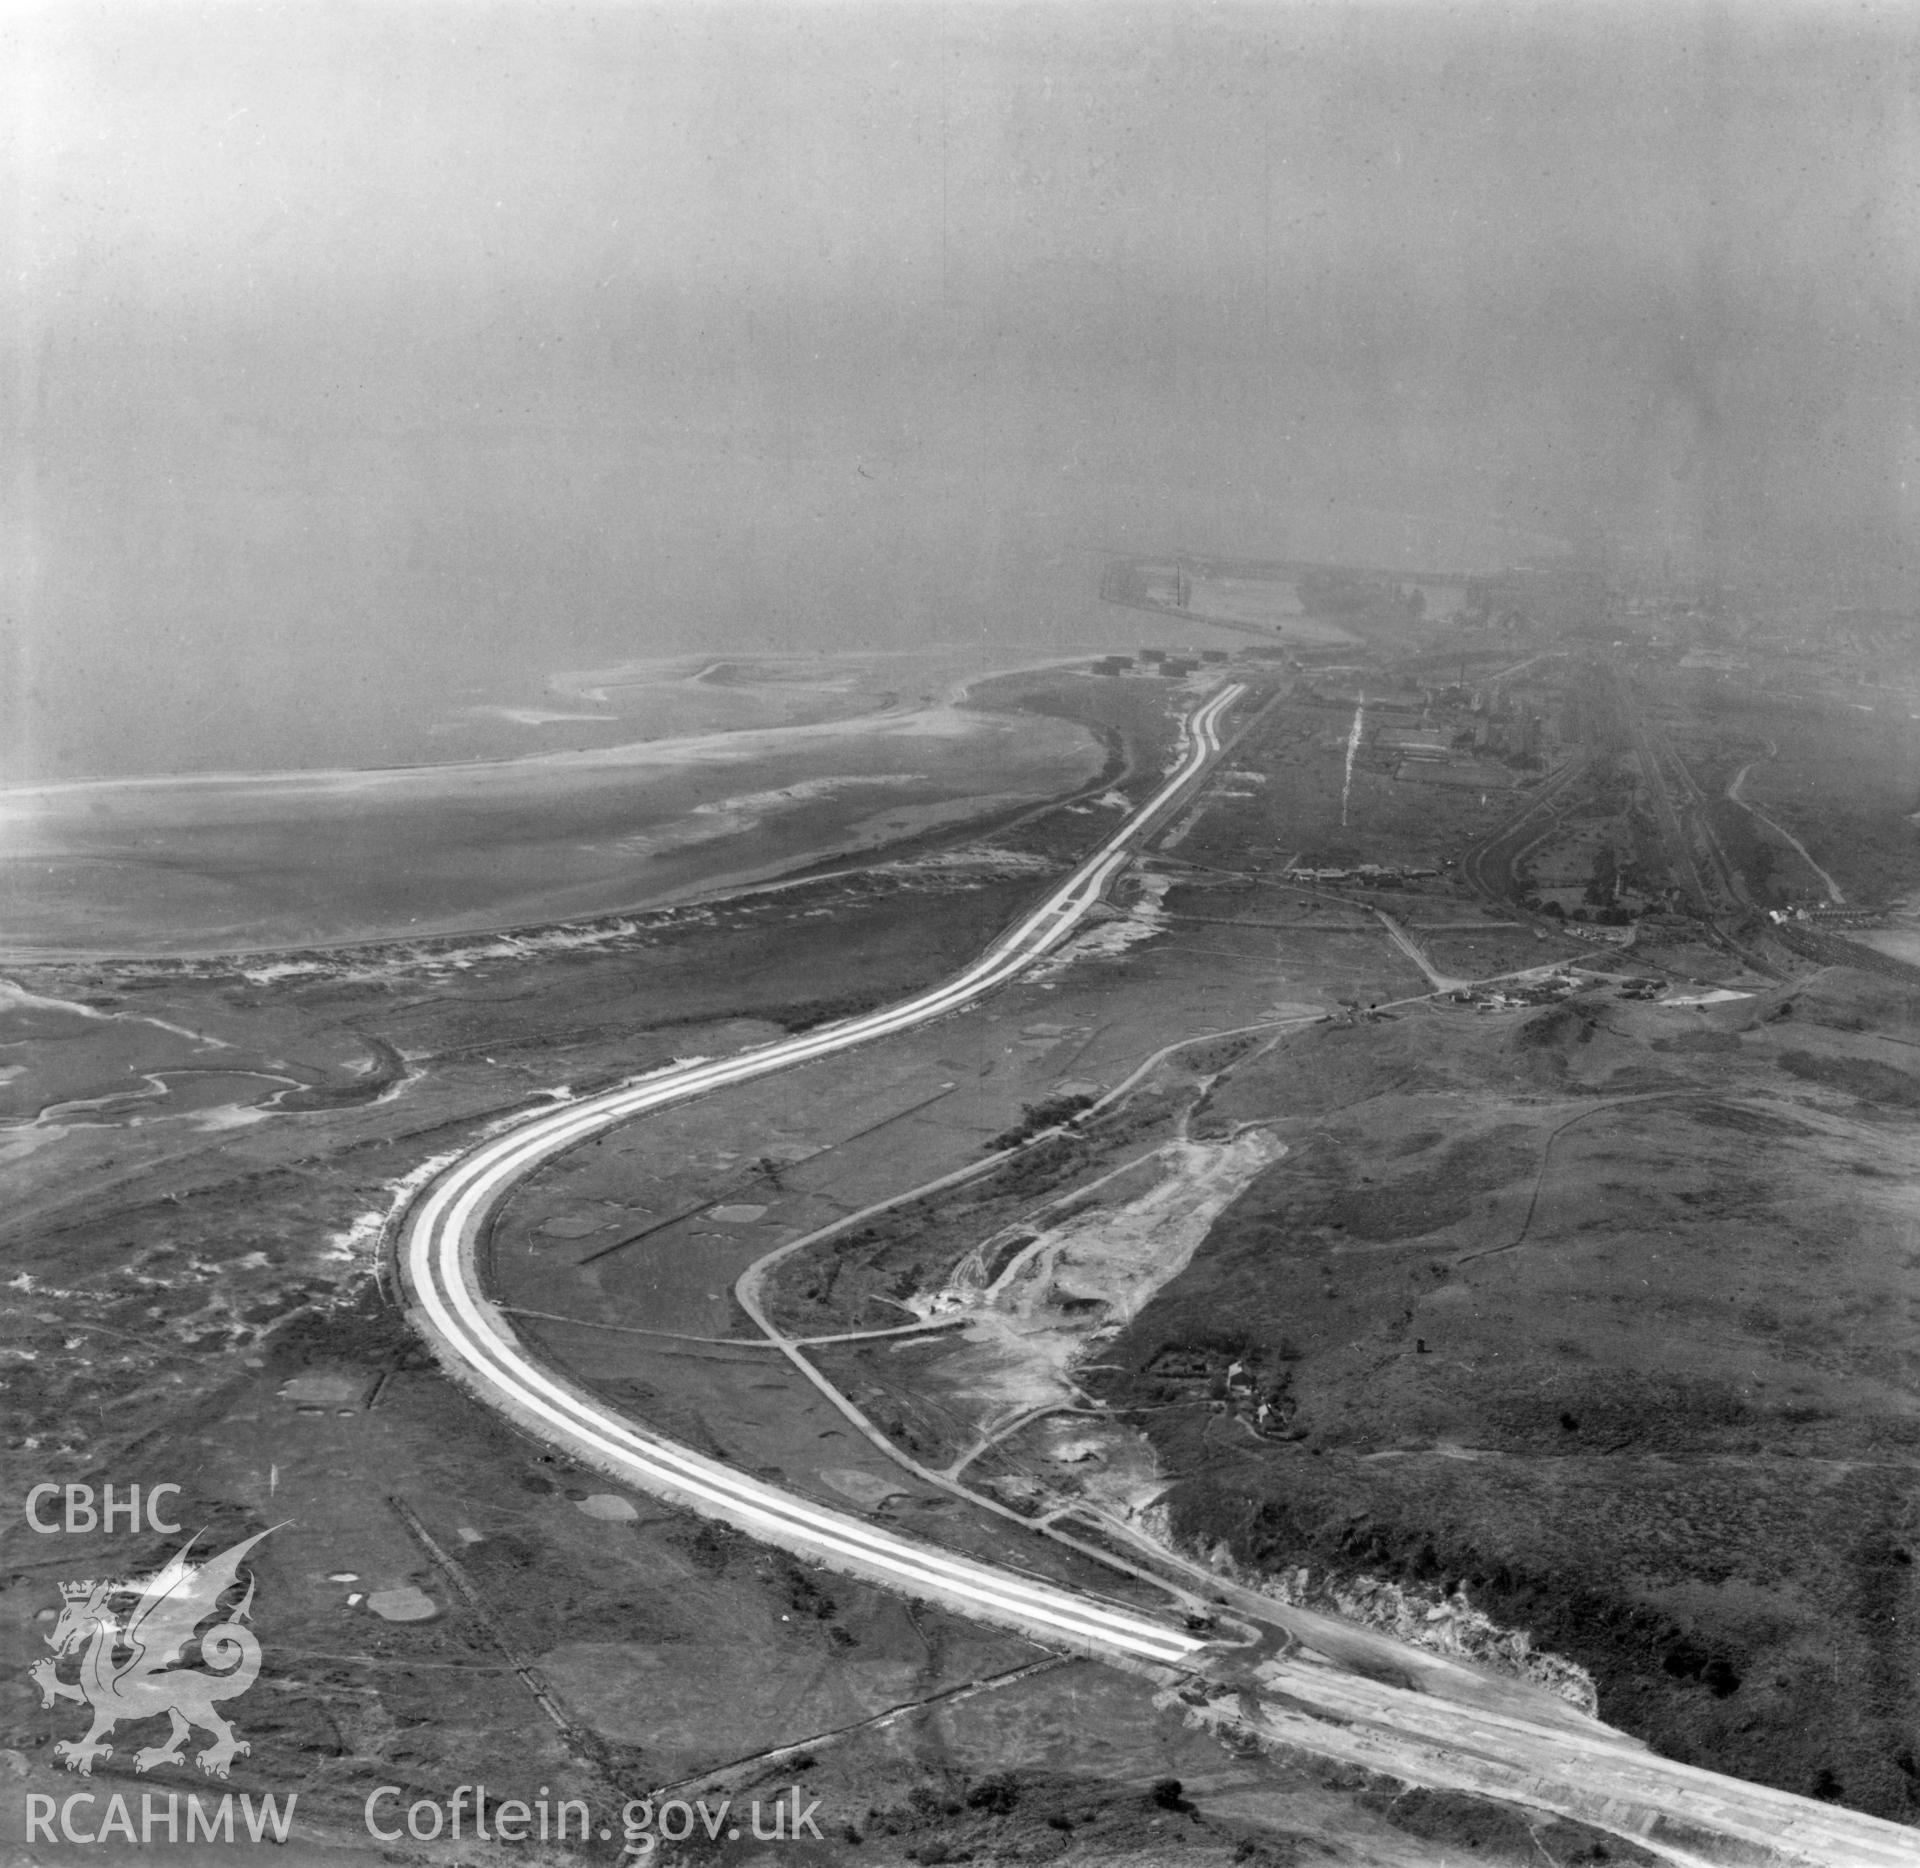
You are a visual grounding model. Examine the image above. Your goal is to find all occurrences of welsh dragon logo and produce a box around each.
[31,1528,273,1779]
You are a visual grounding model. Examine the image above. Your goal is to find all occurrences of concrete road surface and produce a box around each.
[397,684,1920,1866]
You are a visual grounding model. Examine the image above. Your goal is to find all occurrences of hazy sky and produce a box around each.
[6,2,1918,775]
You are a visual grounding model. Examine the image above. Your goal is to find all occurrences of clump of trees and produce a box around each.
[985,1092,1096,1152]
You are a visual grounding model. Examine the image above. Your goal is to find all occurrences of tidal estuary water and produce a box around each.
[0,652,1101,955]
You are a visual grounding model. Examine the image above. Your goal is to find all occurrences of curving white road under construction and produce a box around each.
[398,685,1245,1668]
[396,679,1920,1865]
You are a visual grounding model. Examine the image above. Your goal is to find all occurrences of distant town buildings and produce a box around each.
[1090,647,1239,679]
[1284,862,1438,886]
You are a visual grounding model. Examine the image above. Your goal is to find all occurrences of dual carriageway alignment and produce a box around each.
[397,682,1245,1670]
[395,680,1920,1866]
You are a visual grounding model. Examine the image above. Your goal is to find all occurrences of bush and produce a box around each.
[964,1775,1018,1815]
[985,1093,1097,1151]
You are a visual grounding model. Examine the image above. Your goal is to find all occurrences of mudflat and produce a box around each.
[0,664,1102,954]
